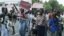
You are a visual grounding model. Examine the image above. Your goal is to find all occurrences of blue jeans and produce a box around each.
[19,20,27,36]
[1,24,9,36]
[26,19,32,36]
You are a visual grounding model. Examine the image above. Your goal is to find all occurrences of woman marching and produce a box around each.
[48,12,60,36]
[36,11,47,36]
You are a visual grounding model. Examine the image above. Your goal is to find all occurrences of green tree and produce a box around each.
[49,0,59,11]
[59,4,64,12]
[32,0,40,4]
[44,0,64,12]
[43,2,52,12]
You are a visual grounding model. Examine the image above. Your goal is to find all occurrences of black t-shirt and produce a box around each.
[2,7,8,14]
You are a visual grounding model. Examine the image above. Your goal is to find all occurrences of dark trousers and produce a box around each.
[58,30,62,36]
[37,25,46,36]
[59,32,62,36]
[12,26,15,35]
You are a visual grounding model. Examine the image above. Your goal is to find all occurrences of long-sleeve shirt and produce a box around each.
[36,14,47,26]
[49,18,59,32]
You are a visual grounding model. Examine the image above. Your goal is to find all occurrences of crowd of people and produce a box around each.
[0,4,63,36]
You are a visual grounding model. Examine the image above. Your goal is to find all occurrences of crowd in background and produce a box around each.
[0,4,64,36]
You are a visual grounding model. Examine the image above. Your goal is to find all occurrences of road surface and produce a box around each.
[8,20,64,36]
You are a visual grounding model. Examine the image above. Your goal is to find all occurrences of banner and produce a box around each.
[20,1,31,10]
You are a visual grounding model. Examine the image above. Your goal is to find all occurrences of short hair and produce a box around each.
[20,8,24,13]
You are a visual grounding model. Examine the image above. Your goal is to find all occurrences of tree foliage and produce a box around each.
[43,0,64,12]
[43,2,52,11]
[32,0,39,4]
[59,4,64,12]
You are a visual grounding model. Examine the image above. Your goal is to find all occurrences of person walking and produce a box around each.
[11,6,16,35]
[1,4,9,36]
[56,12,63,36]
[48,12,59,36]
[36,12,47,36]
[2,4,8,23]
[18,9,27,36]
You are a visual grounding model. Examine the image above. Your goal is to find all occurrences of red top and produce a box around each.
[21,13,26,18]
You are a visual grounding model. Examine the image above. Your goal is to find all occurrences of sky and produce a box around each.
[57,0,64,6]
[0,0,64,6]
[0,0,31,3]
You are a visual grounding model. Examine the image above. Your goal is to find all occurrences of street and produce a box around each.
[0,0,64,36]
[8,20,64,36]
